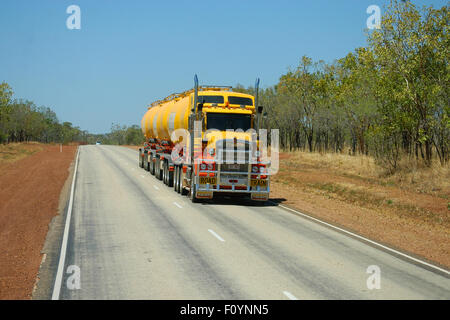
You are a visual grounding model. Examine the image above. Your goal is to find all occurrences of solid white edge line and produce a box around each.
[208,229,225,242]
[173,202,182,209]
[283,291,298,300]
[276,203,450,276]
[51,147,80,300]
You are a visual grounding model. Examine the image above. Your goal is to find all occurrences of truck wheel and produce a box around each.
[180,170,187,195]
[139,151,143,168]
[145,155,150,171]
[190,183,199,203]
[150,155,155,175]
[174,166,179,192]
[168,165,174,187]
[165,162,169,185]
[163,162,168,185]
[177,166,183,194]
[178,167,183,193]
[142,153,146,170]
[156,158,162,180]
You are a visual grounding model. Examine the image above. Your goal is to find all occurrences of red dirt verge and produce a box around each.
[0,144,77,299]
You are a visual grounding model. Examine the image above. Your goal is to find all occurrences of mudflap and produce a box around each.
[251,193,269,201]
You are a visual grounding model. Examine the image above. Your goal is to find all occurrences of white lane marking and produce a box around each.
[140,175,145,178]
[208,229,225,242]
[283,291,298,300]
[275,203,450,276]
[173,202,182,209]
[52,147,80,300]
[153,185,159,190]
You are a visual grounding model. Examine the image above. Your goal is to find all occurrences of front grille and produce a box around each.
[221,163,248,172]
[215,139,254,164]
[216,139,252,151]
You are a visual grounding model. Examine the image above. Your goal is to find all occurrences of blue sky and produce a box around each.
[0,0,446,133]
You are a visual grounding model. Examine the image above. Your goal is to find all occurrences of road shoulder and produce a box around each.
[32,148,78,300]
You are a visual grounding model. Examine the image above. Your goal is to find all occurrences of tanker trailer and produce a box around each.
[138,75,270,203]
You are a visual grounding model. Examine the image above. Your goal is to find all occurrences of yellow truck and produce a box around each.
[139,76,269,202]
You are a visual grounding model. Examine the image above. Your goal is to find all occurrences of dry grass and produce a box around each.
[275,150,450,227]
[387,158,450,197]
[283,150,449,197]
[0,143,43,167]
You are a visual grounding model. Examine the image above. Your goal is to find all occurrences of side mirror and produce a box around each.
[257,106,264,114]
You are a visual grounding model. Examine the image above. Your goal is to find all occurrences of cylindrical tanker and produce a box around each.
[141,94,191,143]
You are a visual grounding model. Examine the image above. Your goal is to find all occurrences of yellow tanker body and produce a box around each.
[138,76,270,203]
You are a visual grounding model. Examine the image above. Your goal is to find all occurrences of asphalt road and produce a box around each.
[56,145,450,299]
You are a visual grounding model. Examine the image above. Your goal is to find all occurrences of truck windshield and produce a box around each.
[198,95,224,104]
[206,113,251,131]
[228,96,253,106]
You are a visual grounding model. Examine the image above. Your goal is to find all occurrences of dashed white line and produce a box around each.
[153,185,159,190]
[208,229,225,242]
[173,202,182,208]
[283,291,298,300]
[140,175,145,178]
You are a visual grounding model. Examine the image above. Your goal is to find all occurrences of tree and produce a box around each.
[367,0,449,165]
[0,82,14,142]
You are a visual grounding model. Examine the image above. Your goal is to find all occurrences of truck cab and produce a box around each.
[186,86,270,202]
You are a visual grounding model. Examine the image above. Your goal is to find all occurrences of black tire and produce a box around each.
[190,179,199,203]
[168,165,174,187]
[139,151,144,168]
[150,154,155,175]
[179,167,186,195]
[143,152,146,170]
[174,166,179,192]
[177,166,182,194]
[156,158,162,180]
[163,162,168,185]
[145,155,150,171]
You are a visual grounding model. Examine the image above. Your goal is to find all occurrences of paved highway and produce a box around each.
[56,145,450,299]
